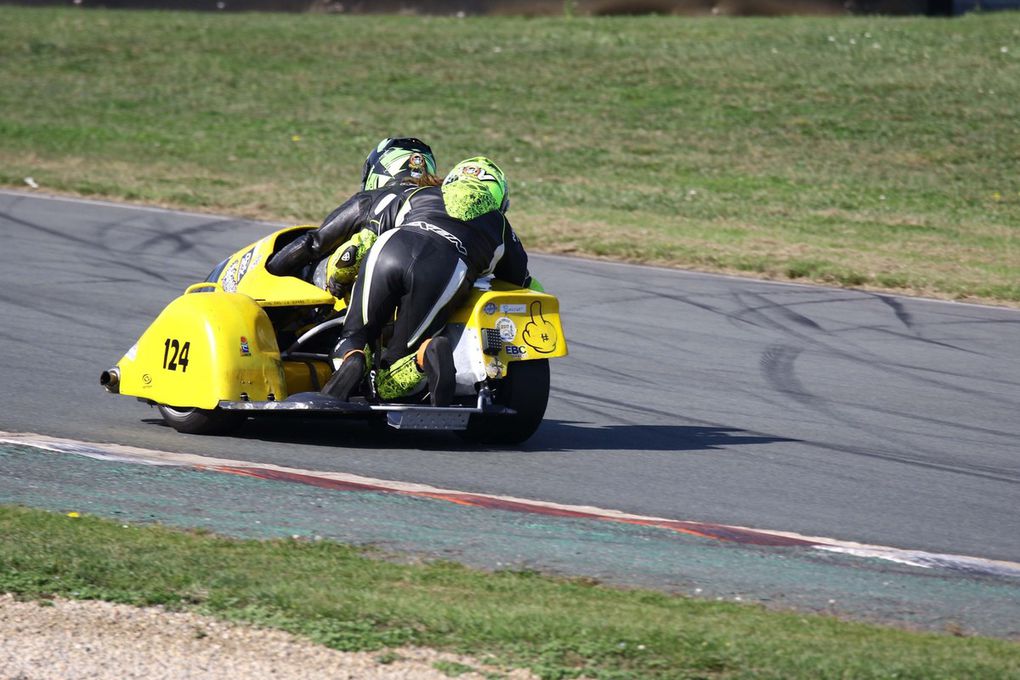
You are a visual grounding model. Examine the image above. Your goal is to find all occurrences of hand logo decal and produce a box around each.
[522,300,557,354]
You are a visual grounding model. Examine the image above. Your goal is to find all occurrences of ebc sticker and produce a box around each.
[495,316,517,342]
[505,345,528,357]
[162,338,191,373]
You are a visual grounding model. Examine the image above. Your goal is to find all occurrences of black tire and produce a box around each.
[459,359,550,445]
[157,405,244,435]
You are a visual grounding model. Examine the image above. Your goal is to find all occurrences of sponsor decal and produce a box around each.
[522,300,558,354]
[495,316,517,342]
[485,358,505,379]
[505,345,528,357]
[408,220,468,256]
[238,248,255,279]
[458,164,498,182]
[142,374,152,386]
[221,260,240,292]
[483,302,497,315]
[240,336,251,356]
[500,303,526,314]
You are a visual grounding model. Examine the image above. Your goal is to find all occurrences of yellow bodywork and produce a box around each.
[217,226,336,308]
[110,226,567,409]
[115,226,339,408]
[116,287,288,409]
[450,280,568,371]
[282,359,333,394]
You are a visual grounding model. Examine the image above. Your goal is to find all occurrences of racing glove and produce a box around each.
[325,229,378,297]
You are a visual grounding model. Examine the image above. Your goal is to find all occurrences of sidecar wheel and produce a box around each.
[157,405,244,435]
[459,359,549,445]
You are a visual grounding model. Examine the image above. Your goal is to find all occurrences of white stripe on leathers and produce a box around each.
[406,258,468,350]
[360,230,468,350]
[360,229,401,324]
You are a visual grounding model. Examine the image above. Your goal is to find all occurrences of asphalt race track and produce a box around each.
[2,189,1019,569]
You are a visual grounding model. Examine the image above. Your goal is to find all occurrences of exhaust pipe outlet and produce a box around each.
[100,367,120,394]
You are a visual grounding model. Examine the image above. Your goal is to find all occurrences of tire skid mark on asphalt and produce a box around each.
[5,430,1020,580]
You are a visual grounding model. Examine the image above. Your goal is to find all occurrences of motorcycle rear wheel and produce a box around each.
[459,359,549,445]
[157,405,244,435]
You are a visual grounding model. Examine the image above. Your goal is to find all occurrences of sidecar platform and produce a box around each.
[215,390,512,431]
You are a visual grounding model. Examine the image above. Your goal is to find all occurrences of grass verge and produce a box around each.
[2,505,1018,679]
[0,7,1018,304]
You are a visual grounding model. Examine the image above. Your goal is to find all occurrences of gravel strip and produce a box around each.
[0,594,537,680]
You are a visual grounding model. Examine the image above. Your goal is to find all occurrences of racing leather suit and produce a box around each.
[332,185,531,369]
[265,183,424,278]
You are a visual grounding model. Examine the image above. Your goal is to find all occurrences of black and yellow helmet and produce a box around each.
[361,137,437,191]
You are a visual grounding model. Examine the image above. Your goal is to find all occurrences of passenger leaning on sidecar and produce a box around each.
[265,136,441,282]
[322,157,534,408]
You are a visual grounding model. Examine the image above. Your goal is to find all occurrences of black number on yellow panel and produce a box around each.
[162,338,191,373]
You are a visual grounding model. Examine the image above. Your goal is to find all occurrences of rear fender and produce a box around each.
[446,282,567,389]
[114,284,287,408]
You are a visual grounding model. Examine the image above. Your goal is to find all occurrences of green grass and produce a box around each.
[2,506,1019,679]
[1,7,1018,303]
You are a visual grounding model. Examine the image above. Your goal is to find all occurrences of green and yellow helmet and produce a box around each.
[361,137,438,191]
[441,157,509,221]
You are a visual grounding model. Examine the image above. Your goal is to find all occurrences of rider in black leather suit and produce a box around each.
[265,137,440,280]
[323,157,533,406]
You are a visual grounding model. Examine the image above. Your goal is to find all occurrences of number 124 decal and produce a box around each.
[162,338,191,372]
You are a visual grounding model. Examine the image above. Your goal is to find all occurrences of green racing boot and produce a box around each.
[374,353,426,401]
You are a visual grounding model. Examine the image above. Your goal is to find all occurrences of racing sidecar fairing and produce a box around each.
[101,225,568,444]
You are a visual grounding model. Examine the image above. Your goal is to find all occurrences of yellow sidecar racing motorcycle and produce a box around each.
[100,225,568,444]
